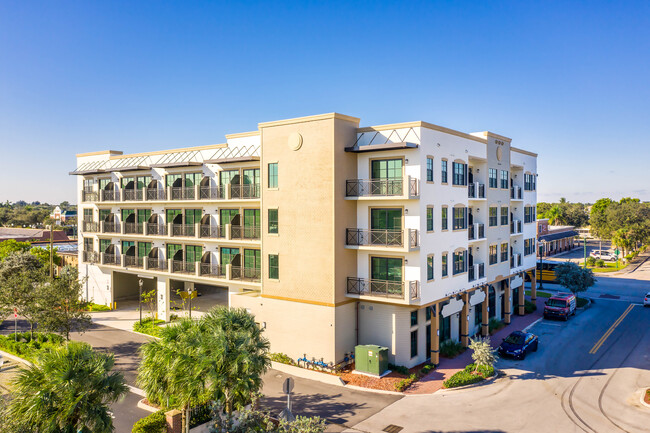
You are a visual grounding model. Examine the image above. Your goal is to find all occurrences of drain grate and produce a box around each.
[383,425,403,433]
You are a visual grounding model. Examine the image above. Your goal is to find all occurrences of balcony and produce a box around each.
[346,277,419,303]
[468,263,485,282]
[345,177,419,200]
[100,189,120,202]
[510,220,523,235]
[146,188,166,201]
[101,253,121,266]
[81,190,98,202]
[171,260,197,274]
[82,251,99,263]
[171,224,196,237]
[231,266,261,282]
[230,225,261,240]
[123,255,143,268]
[102,222,121,234]
[468,182,486,199]
[146,257,167,270]
[146,223,167,236]
[123,189,144,201]
[510,186,522,200]
[82,221,99,233]
[124,222,143,235]
[199,186,225,200]
[510,253,522,269]
[199,263,224,278]
[345,228,418,251]
[199,224,225,239]
[467,223,485,241]
[230,184,261,199]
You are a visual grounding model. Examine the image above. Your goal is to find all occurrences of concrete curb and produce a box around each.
[137,398,159,413]
[434,370,500,393]
[344,384,404,396]
[640,388,650,409]
[0,349,33,366]
[270,361,345,387]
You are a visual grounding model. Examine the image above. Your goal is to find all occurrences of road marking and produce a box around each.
[589,304,636,354]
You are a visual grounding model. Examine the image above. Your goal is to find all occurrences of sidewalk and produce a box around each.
[405,295,545,394]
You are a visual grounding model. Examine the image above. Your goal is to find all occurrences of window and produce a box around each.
[489,245,498,265]
[426,207,434,232]
[452,162,467,186]
[426,307,431,322]
[268,163,278,188]
[83,237,93,252]
[500,243,508,262]
[269,254,279,279]
[426,157,434,182]
[99,239,111,253]
[220,247,239,268]
[524,206,535,223]
[137,209,152,224]
[441,160,448,183]
[166,174,181,188]
[441,207,448,230]
[411,310,418,327]
[500,170,509,189]
[410,330,418,358]
[137,242,152,258]
[371,208,402,230]
[372,159,402,180]
[489,169,498,188]
[121,208,134,222]
[442,253,448,277]
[475,304,483,326]
[371,257,402,282]
[99,178,111,190]
[268,209,278,234]
[427,256,434,281]
[453,207,467,230]
[489,207,498,226]
[167,243,182,261]
[440,315,451,341]
[501,206,509,226]
[524,173,536,191]
[83,179,94,192]
[243,209,260,238]
[136,176,151,190]
[186,245,202,263]
[244,249,261,272]
[120,177,134,189]
[524,238,536,255]
[166,209,182,224]
[453,250,467,275]
[83,208,93,222]
[185,208,202,226]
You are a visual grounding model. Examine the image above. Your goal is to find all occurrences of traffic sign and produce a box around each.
[13,307,17,318]
[283,377,294,394]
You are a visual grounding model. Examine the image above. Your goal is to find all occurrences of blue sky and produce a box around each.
[1,0,649,204]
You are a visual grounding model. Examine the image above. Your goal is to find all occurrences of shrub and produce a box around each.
[595,259,605,267]
[586,256,596,267]
[440,339,464,358]
[132,410,166,433]
[133,318,165,337]
[524,300,537,314]
[388,363,409,375]
[443,370,484,388]
[468,337,497,370]
[419,363,434,376]
[270,352,294,365]
[464,363,495,377]
[0,332,66,363]
[395,374,417,392]
[488,318,505,334]
[87,303,111,311]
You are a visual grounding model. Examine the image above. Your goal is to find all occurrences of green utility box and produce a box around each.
[354,345,388,376]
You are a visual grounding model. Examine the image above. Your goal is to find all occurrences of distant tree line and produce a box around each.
[0,201,76,228]
[536,198,589,227]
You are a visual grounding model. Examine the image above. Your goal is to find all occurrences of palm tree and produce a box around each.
[8,342,127,433]
[137,307,270,431]
[546,205,567,226]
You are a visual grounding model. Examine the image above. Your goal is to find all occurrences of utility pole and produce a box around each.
[583,237,587,268]
[49,224,54,278]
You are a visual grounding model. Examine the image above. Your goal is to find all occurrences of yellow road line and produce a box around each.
[589,304,636,354]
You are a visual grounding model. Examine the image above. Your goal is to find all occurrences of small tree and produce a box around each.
[141,288,157,320]
[38,266,92,340]
[555,261,596,295]
[468,337,497,372]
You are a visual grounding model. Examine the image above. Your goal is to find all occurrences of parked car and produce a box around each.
[644,292,650,307]
[589,250,616,261]
[498,331,539,360]
[543,293,577,321]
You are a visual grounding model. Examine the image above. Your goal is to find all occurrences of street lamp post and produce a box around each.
[583,236,587,268]
[138,278,143,325]
[539,240,546,290]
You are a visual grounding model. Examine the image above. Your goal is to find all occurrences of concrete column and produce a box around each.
[157,276,170,321]
[518,282,526,316]
[531,270,537,301]
[430,303,439,366]
[482,285,489,337]
[226,263,232,280]
[225,223,232,240]
[195,223,200,238]
[504,280,511,324]
[461,292,469,347]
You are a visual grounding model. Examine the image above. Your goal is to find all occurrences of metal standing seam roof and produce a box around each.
[71,145,261,174]
[539,230,579,242]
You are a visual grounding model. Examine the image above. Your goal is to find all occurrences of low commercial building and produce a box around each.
[72,112,538,368]
[537,219,578,257]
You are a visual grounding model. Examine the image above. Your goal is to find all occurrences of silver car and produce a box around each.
[644,292,650,307]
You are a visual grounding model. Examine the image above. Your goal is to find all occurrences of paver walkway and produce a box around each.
[406,295,545,394]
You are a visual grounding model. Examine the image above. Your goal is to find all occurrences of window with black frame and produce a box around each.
[489,207,498,226]
[453,207,467,230]
[453,250,467,275]
[500,170,508,189]
[452,162,467,186]
[489,168,498,188]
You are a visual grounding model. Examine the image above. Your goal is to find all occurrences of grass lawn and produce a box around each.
[133,318,165,337]
[580,262,627,273]
[86,302,111,311]
[525,290,552,298]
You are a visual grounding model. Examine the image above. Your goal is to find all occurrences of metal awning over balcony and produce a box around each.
[345,142,418,153]
[204,144,261,164]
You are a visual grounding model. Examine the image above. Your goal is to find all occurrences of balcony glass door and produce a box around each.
[185,245,202,272]
[220,208,239,237]
[137,209,151,224]
[137,176,151,190]
[370,208,402,246]
[371,159,402,195]
[220,247,239,276]
[370,257,402,296]
[243,209,260,239]
[184,209,202,236]
[243,249,261,279]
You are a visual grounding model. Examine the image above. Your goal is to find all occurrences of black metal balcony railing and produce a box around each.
[170,187,195,200]
[103,222,120,233]
[100,190,119,202]
[82,190,98,202]
[146,188,166,201]
[468,224,485,240]
[468,265,475,282]
[122,189,143,201]
[231,266,261,282]
[345,178,418,197]
[171,224,195,237]
[124,222,143,235]
[199,263,223,278]
[345,229,418,249]
[146,258,166,270]
[510,220,523,234]
[468,263,486,282]
[510,186,522,200]
[468,183,486,199]
[346,277,412,299]
[171,260,196,274]
[82,221,99,233]
[146,223,167,236]
[230,183,261,199]
[103,253,120,265]
[199,186,225,200]
[230,225,261,240]
[478,262,485,279]
[123,255,143,268]
[199,224,224,239]
[82,251,99,263]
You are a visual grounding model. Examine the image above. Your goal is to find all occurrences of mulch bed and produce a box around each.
[645,389,650,405]
[338,363,429,392]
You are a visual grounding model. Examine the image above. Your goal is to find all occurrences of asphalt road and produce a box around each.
[349,299,650,432]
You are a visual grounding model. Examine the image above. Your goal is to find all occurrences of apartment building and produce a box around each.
[72,113,538,368]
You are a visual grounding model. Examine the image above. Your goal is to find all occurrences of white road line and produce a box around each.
[523,318,543,332]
